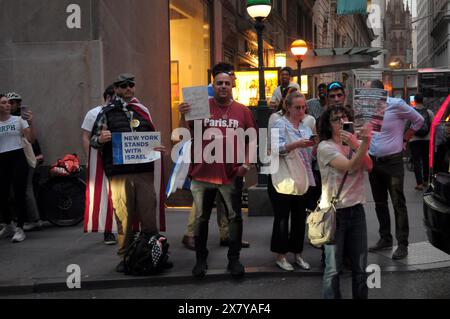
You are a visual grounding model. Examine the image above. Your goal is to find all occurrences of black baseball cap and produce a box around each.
[113,73,135,86]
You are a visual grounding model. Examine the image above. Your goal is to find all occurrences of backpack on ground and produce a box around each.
[123,232,171,276]
[49,154,81,177]
[414,108,431,137]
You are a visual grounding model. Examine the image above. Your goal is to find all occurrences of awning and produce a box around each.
[337,0,368,15]
[287,47,385,75]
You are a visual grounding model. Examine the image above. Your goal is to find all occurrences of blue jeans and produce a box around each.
[323,204,368,299]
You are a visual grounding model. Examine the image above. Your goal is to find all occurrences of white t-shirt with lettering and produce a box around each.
[81,106,102,133]
[0,116,29,154]
[317,140,366,209]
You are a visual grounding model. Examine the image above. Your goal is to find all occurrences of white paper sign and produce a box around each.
[182,86,211,121]
[112,132,161,165]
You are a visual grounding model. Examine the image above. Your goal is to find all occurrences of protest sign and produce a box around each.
[353,88,388,133]
[112,132,161,165]
[182,86,211,121]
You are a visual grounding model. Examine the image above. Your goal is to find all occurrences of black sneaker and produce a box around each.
[115,260,125,273]
[227,260,245,278]
[192,259,208,278]
[368,239,393,252]
[104,233,117,245]
[392,246,408,260]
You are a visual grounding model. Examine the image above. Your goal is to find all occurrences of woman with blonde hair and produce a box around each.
[268,91,316,271]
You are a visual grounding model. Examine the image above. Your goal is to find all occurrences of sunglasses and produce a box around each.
[330,115,347,123]
[329,93,344,99]
[328,82,344,90]
[118,82,135,89]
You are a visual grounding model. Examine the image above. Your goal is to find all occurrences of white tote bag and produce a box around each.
[271,127,309,195]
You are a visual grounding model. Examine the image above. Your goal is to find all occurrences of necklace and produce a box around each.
[218,102,232,120]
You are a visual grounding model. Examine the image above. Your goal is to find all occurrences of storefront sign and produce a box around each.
[112,132,161,165]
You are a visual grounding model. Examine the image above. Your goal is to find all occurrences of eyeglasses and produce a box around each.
[328,93,344,99]
[293,105,307,110]
[118,82,135,89]
[330,116,347,123]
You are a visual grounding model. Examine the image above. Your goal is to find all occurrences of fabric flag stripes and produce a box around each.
[165,140,192,199]
[84,97,166,233]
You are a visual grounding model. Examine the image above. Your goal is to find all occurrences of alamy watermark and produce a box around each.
[66,4,81,29]
[366,264,381,289]
[66,264,81,289]
[171,122,282,173]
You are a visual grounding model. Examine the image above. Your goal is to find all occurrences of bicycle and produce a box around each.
[36,159,86,227]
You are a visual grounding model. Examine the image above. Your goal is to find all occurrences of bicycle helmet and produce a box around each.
[6,92,22,101]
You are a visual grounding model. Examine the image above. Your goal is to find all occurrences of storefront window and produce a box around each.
[169,0,211,131]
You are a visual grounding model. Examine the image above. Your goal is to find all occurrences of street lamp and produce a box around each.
[246,0,272,112]
[246,0,272,216]
[291,39,308,88]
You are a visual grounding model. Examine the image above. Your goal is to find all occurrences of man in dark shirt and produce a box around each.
[91,73,166,272]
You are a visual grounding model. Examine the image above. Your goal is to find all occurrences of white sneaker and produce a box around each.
[276,258,294,271]
[295,255,311,270]
[23,220,43,232]
[12,228,26,243]
[0,223,16,239]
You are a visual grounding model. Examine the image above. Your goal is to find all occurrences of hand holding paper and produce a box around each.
[182,86,210,121]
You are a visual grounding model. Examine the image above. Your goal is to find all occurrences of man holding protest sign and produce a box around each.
[179,72,257,279]
[88,73,166,272]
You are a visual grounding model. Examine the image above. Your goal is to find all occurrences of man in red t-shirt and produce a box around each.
[179,73,257,279]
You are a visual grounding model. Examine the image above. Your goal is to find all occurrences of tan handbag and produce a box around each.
[307,171,349,247]
[22,137,37,168]
[271,128,309,195]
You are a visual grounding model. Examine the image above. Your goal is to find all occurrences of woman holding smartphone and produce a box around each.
[317,106,373,299]
[269,91,316,271]
[0,94,35,242]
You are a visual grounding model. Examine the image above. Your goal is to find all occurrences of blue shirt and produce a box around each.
[272,116,316,187]
[369,97,424,158]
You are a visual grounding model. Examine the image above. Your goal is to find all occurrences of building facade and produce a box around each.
[311,0,376,96]
[430,0,450,67]
[384,0,413,68]
[417,0,433,67]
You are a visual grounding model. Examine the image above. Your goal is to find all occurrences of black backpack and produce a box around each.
[123,232,171,276]
[414,108,431,137]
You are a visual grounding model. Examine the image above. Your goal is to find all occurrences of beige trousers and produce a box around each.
[110,172,157,256]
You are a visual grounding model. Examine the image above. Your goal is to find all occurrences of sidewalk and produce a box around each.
[1,171,450,296]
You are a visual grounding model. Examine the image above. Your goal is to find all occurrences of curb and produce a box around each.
[2,263,450,296]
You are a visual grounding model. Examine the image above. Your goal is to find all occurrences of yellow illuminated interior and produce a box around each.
[234,70,278,107]
[234,71,308,107]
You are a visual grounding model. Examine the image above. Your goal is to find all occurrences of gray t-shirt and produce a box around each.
[317,140,367,209]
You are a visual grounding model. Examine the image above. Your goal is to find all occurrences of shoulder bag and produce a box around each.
[271,127,309,195]
[306,170,349,248]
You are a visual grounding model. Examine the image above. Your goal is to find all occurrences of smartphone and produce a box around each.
[343,122,354,134]
[21,105,30,120]
[309,134,317,141]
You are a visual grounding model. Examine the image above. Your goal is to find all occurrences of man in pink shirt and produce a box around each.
[179,73,257,279]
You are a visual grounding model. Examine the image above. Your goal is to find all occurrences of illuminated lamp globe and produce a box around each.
[246,0,272,20]
[291,40,309,58]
